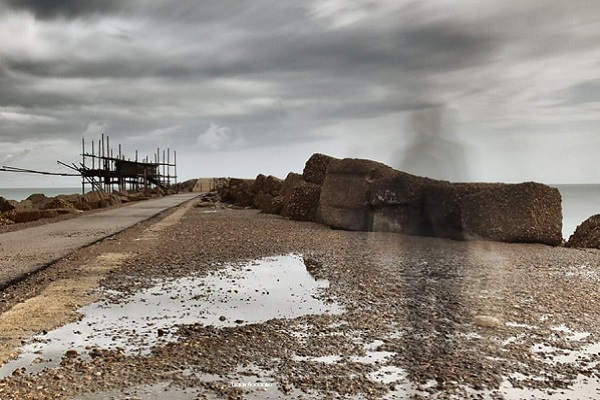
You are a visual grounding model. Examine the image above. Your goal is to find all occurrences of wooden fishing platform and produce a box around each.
[1,134,177,194]
[74,134,177,193]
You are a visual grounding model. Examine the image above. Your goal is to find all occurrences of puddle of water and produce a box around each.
[505,321,538,329]
[496,372,600,400]
[290,340,396,368]
[551,324,592,341]
[532,340,600,365]
[484,324,600,400]
[529,325,597,365]
[179,364,295,400]
[292,354,342,363]
[405,323,600,400]
[0,253,343,378]
[384,374,600,400]
[289,333,411,395]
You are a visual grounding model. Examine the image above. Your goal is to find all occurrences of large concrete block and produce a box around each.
[280,172,303,218]
[461,182,562,245]
[253,174,267,194]
[264,175,283,196]
[254,192,283,215]
[6,209,42,223]
[26,193,50,208]
[44,197,75,210]
[303,153,338,185]
[253,174,283,212]
[424,182,501,240]
[317,158,396,230]
[220,178,255,207]
[369,171,429,207]
[317,206,370,231]
[368,171,432,235]
[371,205,432,236]
[287,181,321,222]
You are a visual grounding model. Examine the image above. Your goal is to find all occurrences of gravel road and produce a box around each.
[0,197,599,399]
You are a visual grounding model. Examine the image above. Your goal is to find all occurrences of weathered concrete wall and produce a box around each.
[303,153,337,185]
[280,172,303,218]
[313,154,563,245]
[423,182,501,240]
[213,153,564,246]
[461,182,563,245]
[287,180,321,222]
[316,158,396,231]
[252,174,283,215]
[368,170,433,236]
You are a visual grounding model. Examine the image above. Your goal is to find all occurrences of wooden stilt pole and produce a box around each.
[81,137,85,194]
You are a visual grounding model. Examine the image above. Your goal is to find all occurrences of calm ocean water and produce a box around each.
[0,185,597,240]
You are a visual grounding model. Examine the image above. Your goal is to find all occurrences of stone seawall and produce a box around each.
[217,153,564,246]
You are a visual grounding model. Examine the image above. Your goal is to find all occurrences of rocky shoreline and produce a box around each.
[0,155,599,398]
[0,193,598,399]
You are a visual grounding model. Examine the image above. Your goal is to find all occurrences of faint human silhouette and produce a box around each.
[395,106,468,182]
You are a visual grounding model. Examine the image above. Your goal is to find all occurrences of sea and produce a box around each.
[0,185,598,241]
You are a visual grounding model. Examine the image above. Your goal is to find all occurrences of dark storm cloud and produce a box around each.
[5,57,152,80]
[4,0,495,86]
[5,0,122,19]
[1,0,600,183]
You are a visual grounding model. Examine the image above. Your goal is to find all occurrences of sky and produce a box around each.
[1,0,600,187]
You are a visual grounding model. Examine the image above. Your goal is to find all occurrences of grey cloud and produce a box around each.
[394,23,496,72]
[1,1,600,183]
[5,57,152,80]
[213,20,495,78]
[3,1,496,90]
[0,73,87,110]
[320,100,438,121]
[566,79,600,105]
[2,148,31,163]
[4,0,123,19]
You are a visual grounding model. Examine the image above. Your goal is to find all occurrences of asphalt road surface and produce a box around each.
[0,193,199,288]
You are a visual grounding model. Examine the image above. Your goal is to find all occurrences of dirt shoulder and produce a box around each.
[0,199,599,399]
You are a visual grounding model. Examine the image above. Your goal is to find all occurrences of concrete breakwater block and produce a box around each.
[216,153,563,246]
[461,182,563,246]
[287,180,321,222]
[316,157,397,231]
[314,156,563,245]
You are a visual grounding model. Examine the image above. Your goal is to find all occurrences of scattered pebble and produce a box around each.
[1,206,600,399]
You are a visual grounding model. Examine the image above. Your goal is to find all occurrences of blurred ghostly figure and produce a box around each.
[395,106,468,182]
